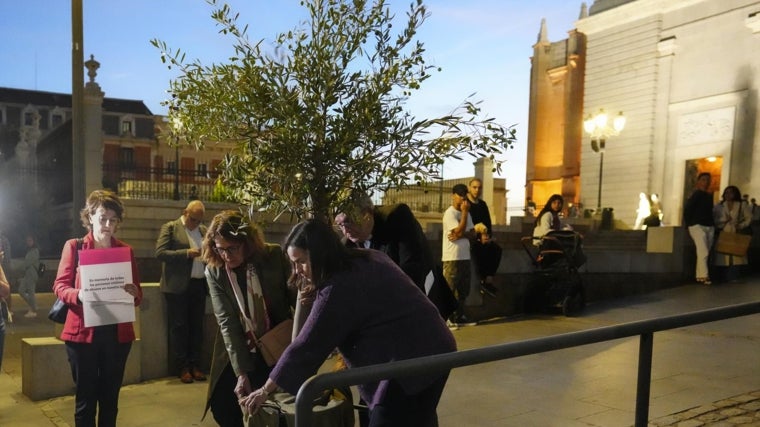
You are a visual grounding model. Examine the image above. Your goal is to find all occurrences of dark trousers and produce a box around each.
[471,240,502,280]
[65,325,132,427]
[209,357,271,427]
[368,374,449,427]
[164,278,207,372]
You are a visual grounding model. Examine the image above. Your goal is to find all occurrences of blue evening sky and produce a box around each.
[1,0,584,214]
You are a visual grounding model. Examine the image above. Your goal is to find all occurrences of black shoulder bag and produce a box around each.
[48,238,83,324]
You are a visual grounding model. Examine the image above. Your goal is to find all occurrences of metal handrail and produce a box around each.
[294,301,760,427]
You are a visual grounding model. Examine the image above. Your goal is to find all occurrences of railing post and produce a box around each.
[635,332,653,427]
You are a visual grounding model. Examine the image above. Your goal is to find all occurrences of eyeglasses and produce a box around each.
[93,215,120,226]
[335,219,354,229]
[213,245,241,256]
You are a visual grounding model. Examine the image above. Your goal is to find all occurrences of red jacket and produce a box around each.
[52,233,142,343]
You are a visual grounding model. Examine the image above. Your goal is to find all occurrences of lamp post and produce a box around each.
[170,115,183,201]
[583,109,626,212]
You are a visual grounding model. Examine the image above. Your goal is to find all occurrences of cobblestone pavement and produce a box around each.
[648,391,760,427]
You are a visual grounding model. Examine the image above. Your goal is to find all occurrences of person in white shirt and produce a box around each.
[442,184,476,327]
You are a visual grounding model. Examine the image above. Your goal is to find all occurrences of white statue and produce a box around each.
[634,192,651,230]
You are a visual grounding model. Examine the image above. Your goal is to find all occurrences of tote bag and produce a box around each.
[714,231,751,256]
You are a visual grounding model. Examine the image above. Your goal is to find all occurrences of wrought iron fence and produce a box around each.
[101,164,224,201]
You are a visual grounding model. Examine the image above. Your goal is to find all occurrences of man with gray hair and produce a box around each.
[155,200,209,383]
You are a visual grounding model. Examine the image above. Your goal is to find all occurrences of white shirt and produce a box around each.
[184,225,205,279]
[441,205,473,262]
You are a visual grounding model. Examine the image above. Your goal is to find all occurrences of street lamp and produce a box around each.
[583,109,626,212]
[170,115,183,201]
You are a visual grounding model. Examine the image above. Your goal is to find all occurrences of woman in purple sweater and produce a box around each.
[239,219,456,426]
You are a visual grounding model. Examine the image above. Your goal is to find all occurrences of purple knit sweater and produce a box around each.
[270,250,456,408]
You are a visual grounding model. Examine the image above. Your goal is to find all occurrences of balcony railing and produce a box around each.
[102,164,226,201]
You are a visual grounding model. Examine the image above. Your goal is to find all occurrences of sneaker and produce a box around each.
[24,311,37,318]
[480,282,498,298]
[454,315,477,327]
[446,320,459,331]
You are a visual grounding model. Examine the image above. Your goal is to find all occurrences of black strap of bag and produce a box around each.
[48,238,83,323]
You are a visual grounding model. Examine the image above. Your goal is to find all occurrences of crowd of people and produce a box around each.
[32,189,458,427]
[2,175,757,426]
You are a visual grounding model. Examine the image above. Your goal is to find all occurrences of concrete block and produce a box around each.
[22,337,143,401]
[137,283,169,380]
[22,337,75,401]
[647,226,675,253]
[123,339,142,385]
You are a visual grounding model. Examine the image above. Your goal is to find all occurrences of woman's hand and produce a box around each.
[123,283,139,297]
[298,283,317,306]
[234,375,252,400]
[239,387,270,416]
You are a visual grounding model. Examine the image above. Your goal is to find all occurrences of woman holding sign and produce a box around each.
[52,189,142,427]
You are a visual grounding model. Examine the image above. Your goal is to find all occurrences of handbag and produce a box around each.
[256,319,294,367]
[243,402,284,427]
[243,389,354,427]
[48,238,83,324]
[714,231,752,256]
[48,298,68,323]
[226,264,294,367]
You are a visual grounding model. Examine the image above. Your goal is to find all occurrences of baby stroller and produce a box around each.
[520,230,586,316]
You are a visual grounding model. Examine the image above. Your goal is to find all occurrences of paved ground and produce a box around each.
[1,276,758,426]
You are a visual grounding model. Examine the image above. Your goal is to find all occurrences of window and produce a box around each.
[197,163,207,177]
[167,161,177,174]
[121,120,133,135]
[24,112,35,126]
[119,148,135,170]
[50,108,65,128]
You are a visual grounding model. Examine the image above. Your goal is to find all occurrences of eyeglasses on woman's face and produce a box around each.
[213,244,241,256]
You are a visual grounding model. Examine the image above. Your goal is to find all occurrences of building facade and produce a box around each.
[527,0,759,227]
[526,9,588,215]
[578,0,759,226]
[0,57,232,252]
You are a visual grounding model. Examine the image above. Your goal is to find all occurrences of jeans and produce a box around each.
[19,276,37,312]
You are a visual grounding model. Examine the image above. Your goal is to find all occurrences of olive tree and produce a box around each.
[152,0,516,220]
